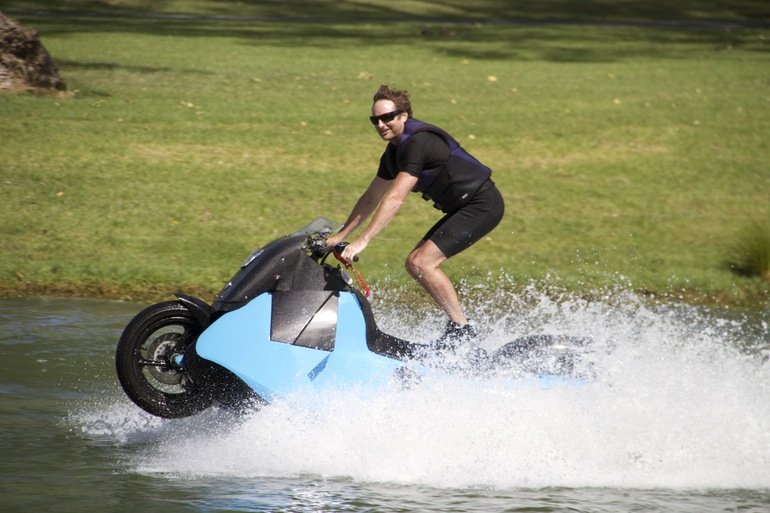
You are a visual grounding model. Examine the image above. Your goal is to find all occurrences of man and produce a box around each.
[326,85,504,346]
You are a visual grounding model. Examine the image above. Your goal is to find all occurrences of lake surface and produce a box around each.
[1,293,768,512]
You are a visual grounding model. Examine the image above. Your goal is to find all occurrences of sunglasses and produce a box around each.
[369,110,403,125]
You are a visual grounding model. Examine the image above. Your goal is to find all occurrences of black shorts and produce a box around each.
[423,180,505,258]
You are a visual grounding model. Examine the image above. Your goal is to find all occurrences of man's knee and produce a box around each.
[405,251,422,279]
[406,244,444,278]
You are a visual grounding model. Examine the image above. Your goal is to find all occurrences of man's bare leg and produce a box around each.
[405,240,468,325]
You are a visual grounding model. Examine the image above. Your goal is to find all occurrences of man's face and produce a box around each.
[371,100,408,144]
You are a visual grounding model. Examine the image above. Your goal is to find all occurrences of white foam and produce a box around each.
[76,285,770,489]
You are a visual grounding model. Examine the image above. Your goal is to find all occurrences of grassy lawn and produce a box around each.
[1,1,768,307]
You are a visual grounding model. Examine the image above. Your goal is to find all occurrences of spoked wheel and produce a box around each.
[115,301,214,418]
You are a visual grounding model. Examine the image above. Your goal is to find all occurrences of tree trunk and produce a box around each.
[0,12,66,92]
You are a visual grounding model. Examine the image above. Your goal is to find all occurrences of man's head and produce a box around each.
[371,84,412,143]
[372,84,412,117]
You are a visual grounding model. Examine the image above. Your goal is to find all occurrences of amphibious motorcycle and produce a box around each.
[116,218,586,418]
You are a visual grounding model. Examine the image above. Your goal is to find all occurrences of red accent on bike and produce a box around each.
[332,249,372,298]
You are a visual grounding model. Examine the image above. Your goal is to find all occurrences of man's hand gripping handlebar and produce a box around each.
[331,242,371,298]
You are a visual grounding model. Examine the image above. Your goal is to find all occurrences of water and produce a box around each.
[1,292,769,512]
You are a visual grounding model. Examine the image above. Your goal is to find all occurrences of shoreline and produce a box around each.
[2,281,767,311]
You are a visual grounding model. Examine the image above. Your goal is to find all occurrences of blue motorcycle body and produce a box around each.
[195,291,404,402]
[116,218,585,418]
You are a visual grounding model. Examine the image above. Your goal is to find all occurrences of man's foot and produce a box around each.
[431,321,478,351]
[425,321,492,372]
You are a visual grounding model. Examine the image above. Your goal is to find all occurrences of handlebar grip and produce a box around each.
[333,242,359,262]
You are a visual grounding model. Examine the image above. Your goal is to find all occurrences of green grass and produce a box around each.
[1,1,769,307]
[729,221,770,280]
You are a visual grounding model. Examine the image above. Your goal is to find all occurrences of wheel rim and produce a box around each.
[137,324,193,394]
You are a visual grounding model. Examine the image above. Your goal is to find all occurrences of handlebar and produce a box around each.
[306,235,358,263]
[332,242,359,263]
[306,235,370,298]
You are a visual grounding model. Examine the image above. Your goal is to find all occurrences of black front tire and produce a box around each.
[115,301,214,418]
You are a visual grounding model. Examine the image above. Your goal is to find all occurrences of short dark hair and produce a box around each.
[372,84,413,117]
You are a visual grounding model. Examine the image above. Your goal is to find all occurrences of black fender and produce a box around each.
[492,335,591,376]
[175,293,212,329]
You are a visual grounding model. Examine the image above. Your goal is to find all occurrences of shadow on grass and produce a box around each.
[46,58,215,97]
[4,0,769,64]
[4,0,770,23]
[54,58,214,76]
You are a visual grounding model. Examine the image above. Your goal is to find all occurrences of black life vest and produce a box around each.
[397,118,492,213]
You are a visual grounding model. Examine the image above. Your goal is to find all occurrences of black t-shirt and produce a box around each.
[376,132,450,180]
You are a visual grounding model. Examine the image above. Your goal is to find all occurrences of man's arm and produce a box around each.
[340,171,417,261]
[326,176,392,246]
